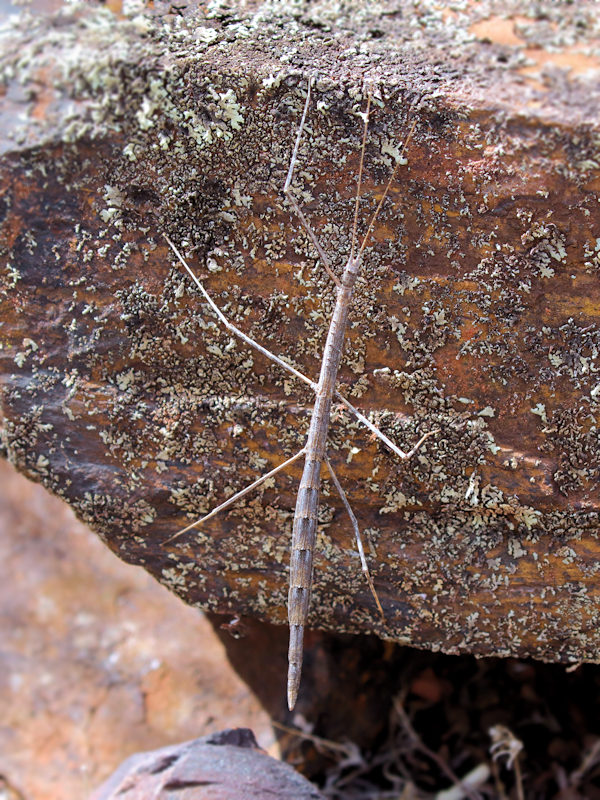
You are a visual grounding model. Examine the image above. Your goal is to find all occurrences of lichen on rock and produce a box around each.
[1,0,600,665]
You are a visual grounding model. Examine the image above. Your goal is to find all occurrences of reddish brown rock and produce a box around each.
[1,0,600,712]
[0,460,272,800]
[89,728,324,800]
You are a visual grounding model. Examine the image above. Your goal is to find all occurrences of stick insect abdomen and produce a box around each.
[288,454,321,709]
[287,275,359,709]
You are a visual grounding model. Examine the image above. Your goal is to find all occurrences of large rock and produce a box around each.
[1,0,599,710]
[0,460,272,800]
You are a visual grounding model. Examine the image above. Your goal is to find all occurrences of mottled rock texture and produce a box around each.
[90,728,323,800]
[0,460,272,800]
[1,0,600,710]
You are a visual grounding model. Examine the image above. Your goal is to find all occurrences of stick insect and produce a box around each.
[164,79,436,710]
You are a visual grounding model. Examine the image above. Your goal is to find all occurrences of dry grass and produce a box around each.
[284,652,600,799]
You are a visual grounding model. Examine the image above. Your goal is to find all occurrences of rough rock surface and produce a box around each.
[1,0,600,706]
[89,728,323,800]
[0,459,272,800]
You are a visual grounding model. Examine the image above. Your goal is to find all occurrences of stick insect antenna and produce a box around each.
[357,116,418,261]
[349,92,372,262]
[283,78,341,288]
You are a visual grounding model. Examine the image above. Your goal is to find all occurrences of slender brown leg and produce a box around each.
[326,456,384,620]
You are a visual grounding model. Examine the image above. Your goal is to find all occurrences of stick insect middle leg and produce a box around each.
[163,233,436,539]
[162,236,402,608]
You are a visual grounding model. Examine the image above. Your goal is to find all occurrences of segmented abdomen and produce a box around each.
[287,455,322,709]
[286,280,355,709]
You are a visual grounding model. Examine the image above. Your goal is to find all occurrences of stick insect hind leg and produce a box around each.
[162,236,395,609]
